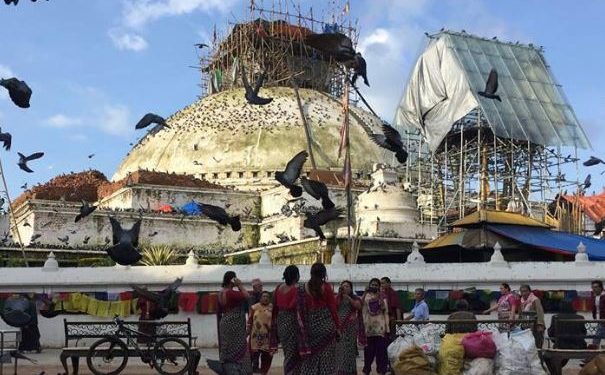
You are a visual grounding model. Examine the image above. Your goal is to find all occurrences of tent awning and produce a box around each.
[452,209,549,228]
[488,224,605,260]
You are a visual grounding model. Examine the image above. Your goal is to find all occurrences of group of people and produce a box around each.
[216,264,431,375]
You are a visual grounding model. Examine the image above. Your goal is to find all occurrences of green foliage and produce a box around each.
[140,245,178,266]
[231,253,251,265]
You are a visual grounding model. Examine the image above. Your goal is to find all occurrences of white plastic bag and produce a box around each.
[463,358,494,375]
[414,323,442,356]
[388,335,415,364]
[495,329,545,375]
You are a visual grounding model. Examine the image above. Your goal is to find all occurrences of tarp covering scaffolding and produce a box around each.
[395,31,591,152]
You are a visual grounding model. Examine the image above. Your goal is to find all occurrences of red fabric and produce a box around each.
[384,287,401,317]
[274,285,297,310]
[198,293,218,314]
[178,292,198,312]
[119,291,133,301]
[449,290,464,300]
[533,290,545,300]
[221,290,246,310]
[158,204,174,213]
[305,283,340,329]
[572,297,594,312]
[462,331,496,359]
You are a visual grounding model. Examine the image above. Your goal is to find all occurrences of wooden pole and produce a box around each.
[0,157,28,266]
[291,78,317,170]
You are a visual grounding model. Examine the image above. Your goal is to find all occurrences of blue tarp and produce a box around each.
[488,225,605,261]
[181,201,202,216]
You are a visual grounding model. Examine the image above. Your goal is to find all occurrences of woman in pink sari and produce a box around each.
[483,283,517,320]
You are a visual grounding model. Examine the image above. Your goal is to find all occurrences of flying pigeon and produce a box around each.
[241,65,273,105]
[350,52,369,87]
[57,235,69,245]
[0,128,11,151]
[275,150,308,197]
[196,203,241,231]
[0,77,32,108]
[478,69,501,101]
[131,278,182,319]
[135,113,168,130]
[20,182,27,190]
[195,43,210,49]
[75,200,97,222]
[584,174,592,190]
[88,153,95,159]
[583,156,605,167]
[107,217,142,265]
[301,177,335,209]
[17,152,44,173]
[83,235,91,244]
[303,207,343,240]
[30,233,41,242]
[370,122,408,164]
[305,32,356,62]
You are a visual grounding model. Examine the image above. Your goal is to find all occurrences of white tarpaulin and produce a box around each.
[395,31,590,152]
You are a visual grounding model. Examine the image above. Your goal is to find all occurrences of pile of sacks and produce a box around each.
[387,326,545,375]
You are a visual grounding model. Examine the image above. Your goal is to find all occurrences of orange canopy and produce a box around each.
[562,191,605,222]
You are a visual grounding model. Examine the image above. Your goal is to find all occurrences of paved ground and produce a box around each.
[2,349,584,374]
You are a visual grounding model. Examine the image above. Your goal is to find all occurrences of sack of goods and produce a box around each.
[579,354,605,375]
[438,333,466,375]
[393,346,436,375]
[493,329,545,375]
[463,358,495,375]
[462,331,497,359]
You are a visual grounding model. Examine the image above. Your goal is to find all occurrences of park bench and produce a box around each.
[60,318,201,375]
[542,318,605,375]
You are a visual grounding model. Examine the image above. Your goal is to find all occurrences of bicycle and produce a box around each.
[86,316,192,375]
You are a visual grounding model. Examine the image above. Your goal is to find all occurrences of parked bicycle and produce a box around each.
[86,316,192,375]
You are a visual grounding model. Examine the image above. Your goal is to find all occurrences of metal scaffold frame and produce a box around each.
[196,0,358,100]
[405,108,583,234]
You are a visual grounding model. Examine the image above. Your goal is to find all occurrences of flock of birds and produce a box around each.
[3,0,48,4]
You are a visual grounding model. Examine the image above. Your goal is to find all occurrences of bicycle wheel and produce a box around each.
[86,337,129,375]
[153,337,192,375]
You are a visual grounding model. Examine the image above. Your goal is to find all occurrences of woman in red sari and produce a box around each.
[298,262,340,375]
[336,280,365,375]
[218,271,252,374]
[270,265,300,375]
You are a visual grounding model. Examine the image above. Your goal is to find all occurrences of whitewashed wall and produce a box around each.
[0,258,603,347]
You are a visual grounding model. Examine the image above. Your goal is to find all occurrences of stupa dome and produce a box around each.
[112,87,389,187]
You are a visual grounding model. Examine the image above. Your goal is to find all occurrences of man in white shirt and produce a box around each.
[592,280,605,347]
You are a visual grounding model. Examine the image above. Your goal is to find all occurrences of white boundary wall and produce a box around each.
[0,260,602,347]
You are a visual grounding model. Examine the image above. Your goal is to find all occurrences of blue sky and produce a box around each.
[0,0,604,199]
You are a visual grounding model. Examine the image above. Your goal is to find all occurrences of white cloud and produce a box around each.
[108,29,149,51]
[45,114,83,128]
[99,105,131,136]
[123,0,236,29]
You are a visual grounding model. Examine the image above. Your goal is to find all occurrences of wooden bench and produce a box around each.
[541,318,605,375]
[60,318,201,375]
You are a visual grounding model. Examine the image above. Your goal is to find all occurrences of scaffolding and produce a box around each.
[197,0,358,100]
[407,108,583,234]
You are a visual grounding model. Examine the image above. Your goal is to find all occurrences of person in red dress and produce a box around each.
[270,265,301,375]
[298,262,340,375]
[217,271,252,374]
